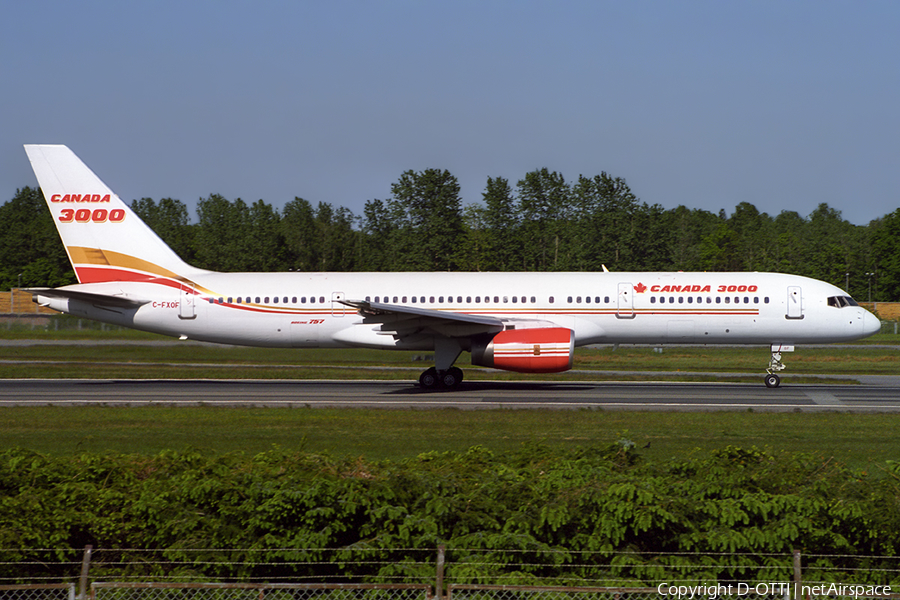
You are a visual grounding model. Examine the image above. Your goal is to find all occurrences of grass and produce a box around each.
[0,320,898,468]
[0,343,897,380]
[2,406,900,470]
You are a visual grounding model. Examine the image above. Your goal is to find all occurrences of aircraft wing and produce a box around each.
[25,287,150,309]
[340,298,505,339]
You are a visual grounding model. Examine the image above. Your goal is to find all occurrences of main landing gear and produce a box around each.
[418,337,464,390]
[765,347,788,388]
[419,366,464,390]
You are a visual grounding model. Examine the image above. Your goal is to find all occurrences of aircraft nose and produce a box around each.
[863,310,881,337]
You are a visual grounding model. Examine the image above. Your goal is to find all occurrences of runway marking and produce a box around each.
[804,390,845,406]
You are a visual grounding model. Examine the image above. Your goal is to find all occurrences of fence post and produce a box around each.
[436,545,446,600]
[793,549,802,600]
[78,545,93,600]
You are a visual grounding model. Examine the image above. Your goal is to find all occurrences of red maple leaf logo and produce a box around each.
[634,282,647,293]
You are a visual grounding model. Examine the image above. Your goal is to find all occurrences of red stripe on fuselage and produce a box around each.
[74,266,194,292]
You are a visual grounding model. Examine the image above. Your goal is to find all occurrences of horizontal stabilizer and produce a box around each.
[24,287,150,309]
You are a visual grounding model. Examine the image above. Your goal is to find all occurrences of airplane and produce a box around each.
[22,144,881,389]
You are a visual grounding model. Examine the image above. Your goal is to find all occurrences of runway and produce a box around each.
[2,378,900,412]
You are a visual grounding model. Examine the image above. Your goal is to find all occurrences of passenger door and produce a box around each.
[617,283,634,319]
[786,286,803,319]
[178,288,196,320]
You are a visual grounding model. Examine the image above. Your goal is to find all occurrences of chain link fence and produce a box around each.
[4,549,900,600]
[0,585,75,600]
[92,584,432,600]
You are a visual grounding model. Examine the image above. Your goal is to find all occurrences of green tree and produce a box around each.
[571,173,650,271]
[666,206,720,271]
[0,187,74,288]
[516,169,571,270]
[480,176,520,271]
[772,210,806,273]
[313,202,358,271]
[193,194,283,271]
[727,202,775,271]
[281,197,319,271]
[360,198,396,271]
[130,197,196,264]
[871,208,900,301]
[388,169,465,271]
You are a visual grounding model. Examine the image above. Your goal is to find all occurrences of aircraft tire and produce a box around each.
[441,367,463,389]
[419,367,439,389]
[764,373,781,388]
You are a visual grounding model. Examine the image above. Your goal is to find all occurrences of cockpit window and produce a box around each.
[828,296,860,308]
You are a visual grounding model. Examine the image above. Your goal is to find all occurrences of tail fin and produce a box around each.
[24,145,206,285]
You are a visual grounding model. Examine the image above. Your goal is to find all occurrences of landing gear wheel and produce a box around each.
[764,373,781,389]
[419,367,438,389]
[441,367,463,389]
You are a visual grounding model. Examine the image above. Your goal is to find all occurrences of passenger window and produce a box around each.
[402,296,407,302]
[765,297,769,303]
[292,297,297,303]
[421,296,426,303]
[439,296,444,303]
[236,297,241,304]
[309,297,315,304]
[458,296,463,303]
[585,296,590,304]
[530,296,536,303]
[687,297,693,304]
[273,297,278,304]
[394,297,399,303]
[512,296,517,303]
[494,296,499,303]
[549,296,555,304]
[430,296,435,303]
[604,296,609,303]
[754,297,759,304]
[411,296,417,303]
[716,297,721,304]
[576,296,582,303]
[724,297,730,304]
[475,297,480,303]
[678,297,684,304]
[466,296,471,303]
[567,296,573,303]
[503,296,508,303]
[651,297,656,304]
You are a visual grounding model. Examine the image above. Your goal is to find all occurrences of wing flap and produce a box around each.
[341,299,505,339]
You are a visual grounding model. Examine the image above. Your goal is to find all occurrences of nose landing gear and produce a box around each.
[765,345,791,388]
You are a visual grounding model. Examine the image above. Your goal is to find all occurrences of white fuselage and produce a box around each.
[45,270,880,352]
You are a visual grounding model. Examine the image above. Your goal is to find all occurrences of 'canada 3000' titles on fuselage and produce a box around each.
[23,144,880,389]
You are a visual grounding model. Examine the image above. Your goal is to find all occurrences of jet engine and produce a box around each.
[471,327,575,373]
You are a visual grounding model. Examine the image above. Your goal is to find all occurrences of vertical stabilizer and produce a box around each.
[24,145,207,285]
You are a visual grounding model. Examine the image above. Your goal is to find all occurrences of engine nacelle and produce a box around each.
[471,327,575,373]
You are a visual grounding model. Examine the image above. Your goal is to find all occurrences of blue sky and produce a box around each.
[2,1,898,225]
